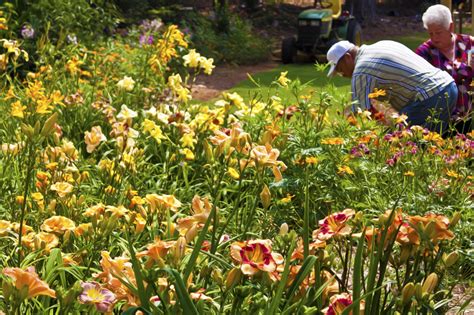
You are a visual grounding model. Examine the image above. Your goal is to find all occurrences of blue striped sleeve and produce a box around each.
[352,74,375,111]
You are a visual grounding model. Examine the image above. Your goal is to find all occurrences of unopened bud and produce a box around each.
[33,121,41,136]
[449,212,461,228]
[21,123,34,138]
[401,282,415,305]
[399,246,411,264]
[48,199,57,212]
[443,252,459,268]
[424,221,436,239]
[279,222,289,235]
[260,184,271,209]
[422,273,438,294]
[211,268,224,286]
[415,283,423,300]
[41,112,58,137]
[225,268,242,290]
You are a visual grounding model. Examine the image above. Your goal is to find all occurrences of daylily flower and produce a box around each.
[50,181,74,198]
[10,101,26,118]
[199,56,215,75]
[245,143,287,181]
[117,104,138,122]
[146,194,182,212]
[22,232,59,252]
[183,49,201,68]
[117,76,135,91]
[78,281,116,312]
[3,266,56,299]
[177,195,214,242]
[313,209,355,241]
[322,292,364,315]
[137,239,175,268]
[41,216,76,234]
[277,71,290,87]
[321,137,344,145]
[84,126,107,153]
[230,239,284,277]
[94,252,139,307]
[408,213,454,243]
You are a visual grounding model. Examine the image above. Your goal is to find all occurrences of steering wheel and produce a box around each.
[315,0,333,8]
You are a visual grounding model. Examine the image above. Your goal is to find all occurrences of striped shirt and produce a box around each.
[352,40,454,111]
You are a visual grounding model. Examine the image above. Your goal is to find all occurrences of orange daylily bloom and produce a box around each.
[321,137,344,145]
[22,232,59,253]
[50,181,74,198]
[145,194,182,212]
[137,239,176,268]
[408,213,454,243]
[291,237,326,260]
[177,195,214,242]
[41,216,76,234]
[3,266,56,299]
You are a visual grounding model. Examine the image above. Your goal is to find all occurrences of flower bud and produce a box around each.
[401,282,415,305]
[21,123,34,138]
[443,252,459,268]
[41,112,58,137]
[415,283,423,300]
[211,268,224,286]
[422,273,438,294]
[449,212,461,228]
[33,121,41,136]
[279,222,289,235]
[225,268,242,290]
[260,184,271,209]
[399,246,411,264]
[424,221,436,239]
[15,195,24,206]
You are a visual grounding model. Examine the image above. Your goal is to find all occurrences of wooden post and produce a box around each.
[441,0,452,11]
[472,0,474,35]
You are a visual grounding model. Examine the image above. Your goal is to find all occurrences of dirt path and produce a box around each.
[192,61,279,101]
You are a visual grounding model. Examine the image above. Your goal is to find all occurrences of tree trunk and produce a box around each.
[348,0,376,22]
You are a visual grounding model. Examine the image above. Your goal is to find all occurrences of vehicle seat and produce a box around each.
[328,0,342,19]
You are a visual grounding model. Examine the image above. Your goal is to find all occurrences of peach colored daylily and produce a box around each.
[230,239,284,277]
[145,194,182,212]
[313,209,355,241]
[94,251,139,307]
[0,220,11,236]
[177,195,214,242]
[291,237,326,261]
[84,126,107,153]
[408,213,454,243]
[50,181,73,198]
[3,266,56,299]
[41,216,76,234]
[137,238,176,268]
[22,232,59,253]
[241,143,287,182]
[84,203,106,217]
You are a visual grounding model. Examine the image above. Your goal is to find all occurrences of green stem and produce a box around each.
[17,141,35,265]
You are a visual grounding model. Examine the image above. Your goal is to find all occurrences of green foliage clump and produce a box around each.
[186,12,270,65]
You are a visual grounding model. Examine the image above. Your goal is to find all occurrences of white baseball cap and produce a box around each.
[326,40,355,77]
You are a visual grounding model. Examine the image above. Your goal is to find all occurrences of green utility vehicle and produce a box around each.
[281,0,362,63]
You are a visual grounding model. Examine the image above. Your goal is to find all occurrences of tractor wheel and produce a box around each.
[346,19,362,46]
[281,37,296,64]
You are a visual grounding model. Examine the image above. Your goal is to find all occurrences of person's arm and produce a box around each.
[415,42,432,64]
[351,74,375,111]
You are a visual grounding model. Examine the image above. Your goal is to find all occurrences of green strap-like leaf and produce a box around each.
[164,268,199,315]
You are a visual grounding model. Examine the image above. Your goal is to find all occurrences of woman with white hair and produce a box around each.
[415,4,473,132]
